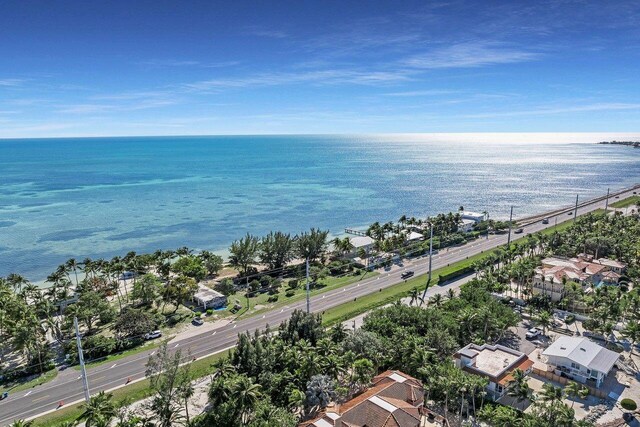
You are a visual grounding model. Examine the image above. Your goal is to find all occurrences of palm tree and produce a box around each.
[534,310,553,336]
[507,369,532,410]
[621,321,640,354]
[539,383,563,403]
[79,391,117,427]
[408,288,420,306]
[9,421,34,427]
[231,375,263,425]
[563,381,581,408]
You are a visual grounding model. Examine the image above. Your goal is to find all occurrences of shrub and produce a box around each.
[206,309,214,316]
[287,279,299,290]
[621,398,637,411]
[565,314,575,324]
[249,279,261,292]
[267,294,279,303]
[285,289,295,297]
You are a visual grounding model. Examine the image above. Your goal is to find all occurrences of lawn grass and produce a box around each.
[321,250,492,326]
[222,270,378,321]
[610,195,640,209]
[0,369,58,394]
[33,349,231,427]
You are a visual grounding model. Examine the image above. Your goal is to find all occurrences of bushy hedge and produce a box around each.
[621,398,637,411]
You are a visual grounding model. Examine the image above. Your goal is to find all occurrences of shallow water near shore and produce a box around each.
[0,134,639,281]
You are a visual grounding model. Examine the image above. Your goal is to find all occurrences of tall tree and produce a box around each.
[229,234,260,276]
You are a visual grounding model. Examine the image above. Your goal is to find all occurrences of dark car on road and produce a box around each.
[192,317,204,326]
[542,218,549,224]
[514,228,523,234]
[401,271,414,280]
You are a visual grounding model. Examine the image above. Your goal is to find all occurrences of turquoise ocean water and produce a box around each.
[0,134,638,281]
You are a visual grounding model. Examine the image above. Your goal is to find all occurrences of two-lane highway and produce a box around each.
[1,184,638,425]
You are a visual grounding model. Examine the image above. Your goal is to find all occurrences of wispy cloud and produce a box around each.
[383,89,459,97]
[244,26,288,39]
[464,102,640,118]
[404,41,540,69]
[184,69,412,91]
[56,99,176,114]
[0,79,25,87]
[137,59,240,68]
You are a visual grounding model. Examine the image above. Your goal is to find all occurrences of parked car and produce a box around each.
[0,392,8,400]
[525,328,541,340]
[144,330,162,340]
[401,271,414,280]
[542,218,549,224]
[192,317,204,326]
[567,211,573,215]
[514,228,524,234]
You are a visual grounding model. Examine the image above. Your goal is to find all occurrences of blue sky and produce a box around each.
[1,0,639,137]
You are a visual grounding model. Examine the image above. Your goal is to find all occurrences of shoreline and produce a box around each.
[18,182,640,289]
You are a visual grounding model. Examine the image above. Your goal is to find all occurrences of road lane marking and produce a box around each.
[233,324,237,328]
[173,343,179,348]
[150,351,156,356]
[262,315,266,318]
[31,394,50,403]
[24,391,32,397]
[93,376,105,381]
[212,331,217,336]
[77,375,82,380]
[110,363,117,369]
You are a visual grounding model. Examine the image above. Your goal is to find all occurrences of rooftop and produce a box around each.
[542,336,620,374]
[350,235,375,248]
[455,343,532,382]
[193,285,225,302]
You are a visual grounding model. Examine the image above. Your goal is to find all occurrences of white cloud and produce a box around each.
[463,102,640,118]
[404,41,540,69]
[0,79,25,87]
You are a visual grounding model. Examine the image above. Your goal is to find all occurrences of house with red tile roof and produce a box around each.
[532,256,626,301]
[300,370,426,427]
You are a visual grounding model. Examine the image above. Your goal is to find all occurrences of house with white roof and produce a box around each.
[349,235,375,252]
[454,343,534,400]
[405,231,424,242]
[542,336,619,388]
[460,211,486,222]
[192,285,227,310]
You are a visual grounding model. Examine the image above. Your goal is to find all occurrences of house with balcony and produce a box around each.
[542,336,619,388]
[454,343,534,400]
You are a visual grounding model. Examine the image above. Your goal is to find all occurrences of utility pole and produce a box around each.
[573,194,579,223]
[305,258,310,314]
[420,224,434,304]
[604,188,610,214]
[486,212,490,240]
[74,316,91,403]
[506,206,514,247]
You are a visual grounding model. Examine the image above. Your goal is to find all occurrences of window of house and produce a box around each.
[571,362,579,369]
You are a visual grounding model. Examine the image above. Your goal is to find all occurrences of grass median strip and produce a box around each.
[33,350,231,427]
[0,369,58,395]
[610,195,639,208]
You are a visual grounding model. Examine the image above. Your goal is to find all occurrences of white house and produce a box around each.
[458,218,476,233]
[454,343,533,400]
[193,285,227,310]
[460,211,486,223]
[406,231,424,242]
[349,235,375,252]
[542,336,619,388]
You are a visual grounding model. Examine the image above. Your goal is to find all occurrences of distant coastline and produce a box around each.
[598,140,640,148]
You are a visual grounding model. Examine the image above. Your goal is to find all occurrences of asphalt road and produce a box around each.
[1,184,638,425]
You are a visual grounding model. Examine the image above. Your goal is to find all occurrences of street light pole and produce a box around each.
[604,188,610,214]
[506,206,514,247]
[305,257,310,314]
[420,224,434,304]
[74,316,91,403]
[573,194,579,223]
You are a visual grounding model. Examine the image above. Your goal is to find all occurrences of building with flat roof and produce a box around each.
[454,343,533,400]
[542,336,619,388]
[458,218,476,233]
[460,211,486,222]
[301,370,425,427]
[192,285,227,310]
